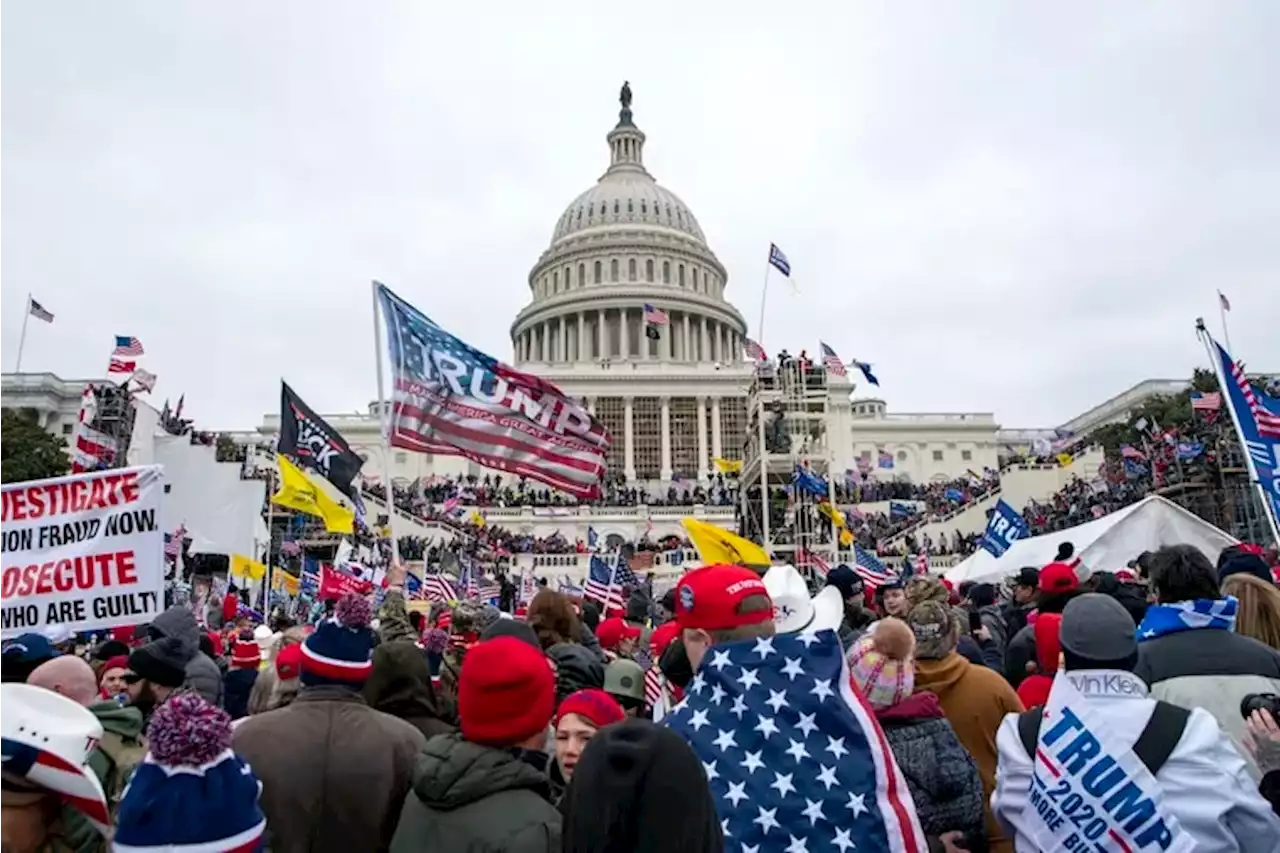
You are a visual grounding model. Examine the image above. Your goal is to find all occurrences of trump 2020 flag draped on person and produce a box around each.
[375,282,611,499]
[665,630,926,852]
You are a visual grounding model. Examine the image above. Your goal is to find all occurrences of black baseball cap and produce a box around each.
[1012,566,1039,588]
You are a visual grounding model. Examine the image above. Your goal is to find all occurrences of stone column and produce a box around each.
[701,317,710,363]
[711,396,723,462]
[587,397,596,415]
[538,325,546,361]
[640,310,650,361]
[718,326,728,363]
[696,396,708,481]
[660,396,672,481]
[577,311,586,363]
[559,318,568,362]
[624,397,636,480]
[620,307,630,360]
[597,308,606,359]
[683,314,692,361]
[662,315,673,361]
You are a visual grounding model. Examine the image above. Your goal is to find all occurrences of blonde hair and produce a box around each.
[1222,574,1280,651]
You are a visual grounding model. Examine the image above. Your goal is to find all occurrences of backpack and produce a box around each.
[1017,700,1190,775]
[96,730,148,806]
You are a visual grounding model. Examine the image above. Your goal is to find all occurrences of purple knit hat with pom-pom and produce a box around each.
[114,693,266,851]
[300,593,376,687]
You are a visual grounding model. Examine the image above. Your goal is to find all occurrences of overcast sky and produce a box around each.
[4,2,1277,432]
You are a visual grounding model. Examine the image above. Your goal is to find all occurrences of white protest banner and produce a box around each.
[1,466,165,638]
[1023,673,1194,853]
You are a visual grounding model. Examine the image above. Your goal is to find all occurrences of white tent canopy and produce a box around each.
[945,495,1239,586]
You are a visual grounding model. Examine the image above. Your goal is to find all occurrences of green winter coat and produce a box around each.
[390,734,561,853]
[61,701,146,853]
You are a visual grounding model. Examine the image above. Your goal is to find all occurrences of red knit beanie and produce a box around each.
[458,636,555,747]
[230,639,261,670]
[275,643,303,681]
[555,688,625,729]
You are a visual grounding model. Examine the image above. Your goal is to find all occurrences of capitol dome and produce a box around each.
[511,85,748,370]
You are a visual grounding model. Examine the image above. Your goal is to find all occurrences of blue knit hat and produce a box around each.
[113,693,265,852]
[300,593,375,687]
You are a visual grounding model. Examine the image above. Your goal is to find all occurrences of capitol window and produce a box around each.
[646,259,654,281]
[588,203,594,217]
[578,263,585,287]
[691,268,699,290]
[663,261,671,283]
[553,270,559,292]
[962,450,973,461]
[629,258,637,281]
[627,199,634,214]
[641,200,647,214]
[679,264,686,287]
[614,200,619,214]
[611,259,619,281]
[897,450,907,462]
[933,450,944,461]
[594,261,602,283]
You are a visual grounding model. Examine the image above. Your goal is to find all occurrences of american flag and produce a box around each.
[28,299,54,323]
[112,335,145,356]
[584,555,625,610]
[643,303,669,325]
[1190,391,1222,412]
[768,243,791,277]
[107,359,136,374]
[1119,445,1146,460]
[819,342,847,377]
[300,559,321,594]
[163,524,187,558]
[644,665,664,709]
[73,424,117,473]
[853,546,895,588]
[795,546,831,578]
[442,497,460,514]
[1222,343,1280,438]
[376,283,611,499]
[423,573,458,603]
[664,631,925,852]
[743,338,767,361]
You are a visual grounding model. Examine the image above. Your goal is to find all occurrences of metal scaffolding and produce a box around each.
[737,358,839,577]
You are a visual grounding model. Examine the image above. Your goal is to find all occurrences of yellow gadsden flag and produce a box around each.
[681,517,771,571]
[713,457,744,474]
[272,570,300,596]
[230,554,266,582]
[1056,452,1074,468]
[273,455,355,534]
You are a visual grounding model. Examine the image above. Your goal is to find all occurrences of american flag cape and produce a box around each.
[422,572,458,603]
[665,631,925,852]
[376,282,611,499]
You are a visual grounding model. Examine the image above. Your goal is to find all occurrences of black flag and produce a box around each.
[279,382,364,496]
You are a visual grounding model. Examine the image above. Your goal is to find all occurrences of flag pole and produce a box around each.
[265,441,277,616]
[1196,319,1280,545]
[1218,292,1234,353]
[371,281,401,564]
[756,264,771,347]
[15,293,32,372]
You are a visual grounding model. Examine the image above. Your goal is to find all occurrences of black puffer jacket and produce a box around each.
[390,734,561,853]
[547,643,605,703]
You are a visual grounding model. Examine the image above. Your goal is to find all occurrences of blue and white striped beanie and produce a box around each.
[113,693,266,852]
[299,593,375,687]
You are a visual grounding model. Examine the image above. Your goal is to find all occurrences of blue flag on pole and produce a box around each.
[768,243,791,277]
[792,465,828,499]
[980,498,1030,558]
[665,631,926,851]
[1210,336,1280,527]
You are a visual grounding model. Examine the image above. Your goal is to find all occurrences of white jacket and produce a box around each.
[992,669,1280,853]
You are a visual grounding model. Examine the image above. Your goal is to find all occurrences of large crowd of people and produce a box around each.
[8,539,1280,852]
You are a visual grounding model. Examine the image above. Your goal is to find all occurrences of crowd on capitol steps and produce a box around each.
[5,532,1280,852]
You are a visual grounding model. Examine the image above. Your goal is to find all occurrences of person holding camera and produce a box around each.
[1244,701,1280,815]
[994,594,1280,850]
[1133,546,1280,780]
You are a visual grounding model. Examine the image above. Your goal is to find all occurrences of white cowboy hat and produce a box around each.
[762,564,844,634]
[0,683,110,837]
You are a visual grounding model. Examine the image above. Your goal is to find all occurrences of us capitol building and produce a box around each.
[6,86,1162,502]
